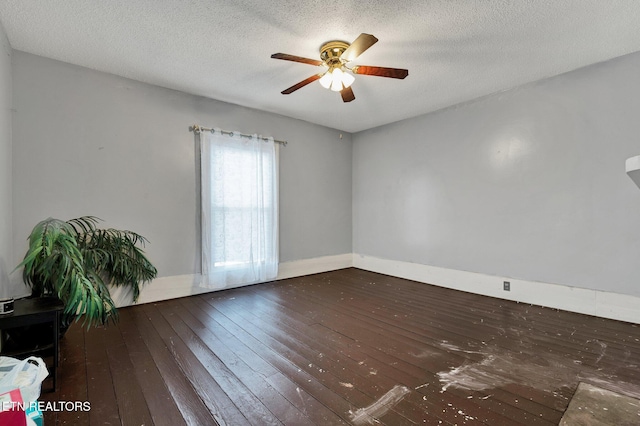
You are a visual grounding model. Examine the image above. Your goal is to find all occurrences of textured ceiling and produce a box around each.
[1,1,640,133]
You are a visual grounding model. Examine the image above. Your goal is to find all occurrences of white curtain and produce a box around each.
[200,129,278,289]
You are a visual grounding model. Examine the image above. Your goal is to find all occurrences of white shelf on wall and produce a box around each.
[626,155,640,189]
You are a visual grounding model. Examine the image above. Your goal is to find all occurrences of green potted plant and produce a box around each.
[17,216,157,331]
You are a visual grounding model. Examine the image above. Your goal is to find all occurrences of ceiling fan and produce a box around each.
[271,33,408,103]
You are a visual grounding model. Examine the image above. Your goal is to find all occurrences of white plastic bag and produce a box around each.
[0,356,49,404]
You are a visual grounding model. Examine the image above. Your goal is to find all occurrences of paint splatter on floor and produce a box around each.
[433,334,640,400]
[349,385,411,425]
[587,339,607,363]
[437,348,578,393]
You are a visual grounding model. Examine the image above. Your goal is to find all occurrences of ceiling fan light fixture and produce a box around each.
[324,67,354,92]
[341,71,355,88]
[319,71,333,89]
[330,68,344,91]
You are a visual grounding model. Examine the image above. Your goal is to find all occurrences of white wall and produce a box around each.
[0,20,15,298]
[11,52,352,298]
[353,51,640,298]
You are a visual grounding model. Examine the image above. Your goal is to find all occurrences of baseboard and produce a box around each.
[352,253,640,325]
[276,253,353,280]
[109,274,204,307]
[110,253,353,308]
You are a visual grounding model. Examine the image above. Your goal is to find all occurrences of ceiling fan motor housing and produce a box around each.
[320,40,350,68]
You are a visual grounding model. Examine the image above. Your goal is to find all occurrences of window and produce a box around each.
[200,130,278,288]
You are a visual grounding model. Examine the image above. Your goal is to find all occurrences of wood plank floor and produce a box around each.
[41,268,640,425]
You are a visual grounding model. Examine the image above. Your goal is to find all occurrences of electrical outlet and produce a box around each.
[503,281,511,291]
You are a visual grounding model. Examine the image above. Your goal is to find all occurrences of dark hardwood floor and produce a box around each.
[41,268,640,425]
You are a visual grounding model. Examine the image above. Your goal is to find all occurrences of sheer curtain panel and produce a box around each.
[200,129,278,289]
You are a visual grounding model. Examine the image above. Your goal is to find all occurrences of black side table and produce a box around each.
[0,297,64,392]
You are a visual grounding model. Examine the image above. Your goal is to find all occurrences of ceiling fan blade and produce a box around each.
[340,86,355,103]
[352,65,408,79]
[281,74,322,94]
[271,53,323,66]
[341,33,378,62]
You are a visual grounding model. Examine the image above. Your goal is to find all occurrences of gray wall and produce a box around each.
[353,52,640,296]
[12,51,352,284]
[0,21,15,298]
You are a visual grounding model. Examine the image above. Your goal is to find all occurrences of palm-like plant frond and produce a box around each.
[71,218,157,302]
[18,216,157,328]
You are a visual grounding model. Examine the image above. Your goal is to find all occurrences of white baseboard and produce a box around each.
[352,253,640,325]
[109,274,204,307]
[276,253,353,280]
[110,253,353,308]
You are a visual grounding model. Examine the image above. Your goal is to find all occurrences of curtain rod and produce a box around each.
[189,124,287,146]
